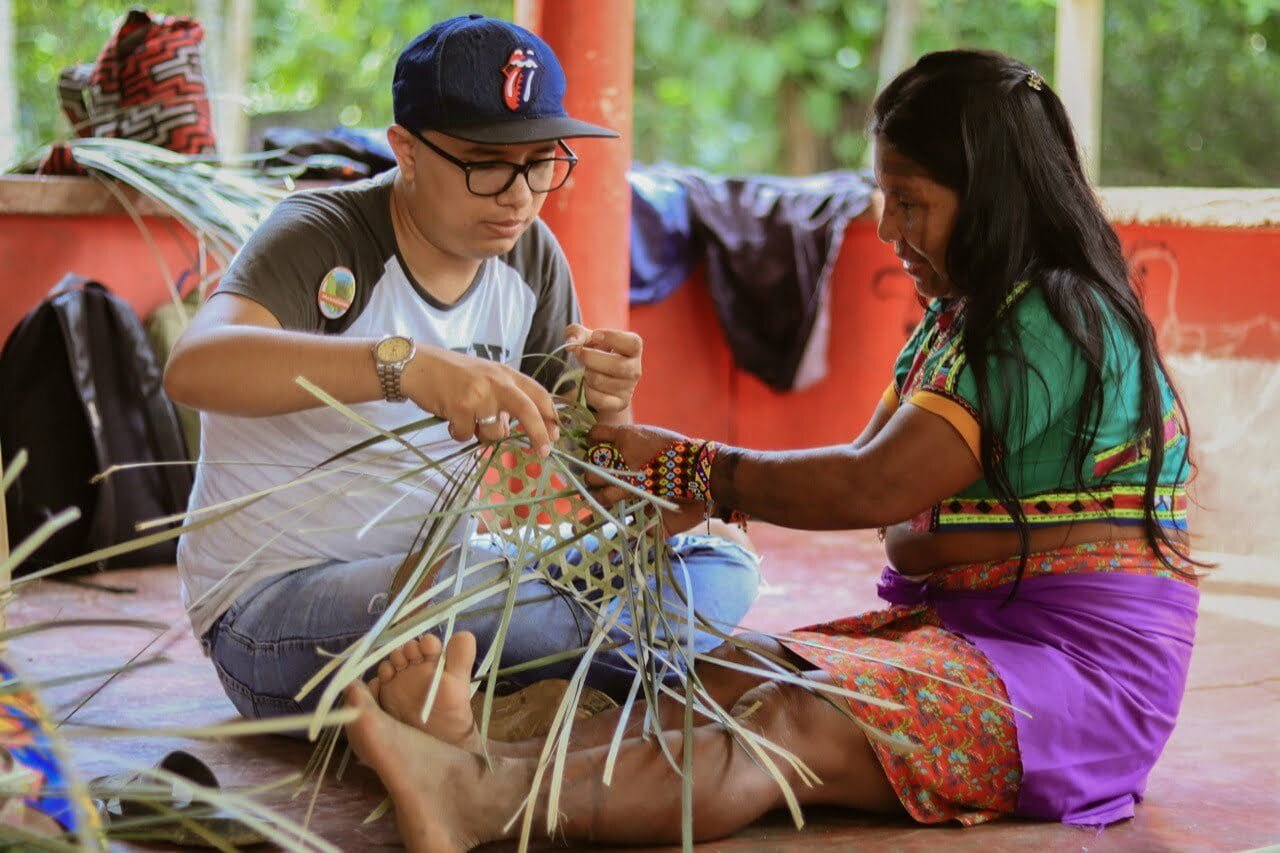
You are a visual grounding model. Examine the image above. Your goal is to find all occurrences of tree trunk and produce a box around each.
[780,78,824,176]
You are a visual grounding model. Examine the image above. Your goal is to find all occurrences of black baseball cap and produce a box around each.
[392,14,620,145]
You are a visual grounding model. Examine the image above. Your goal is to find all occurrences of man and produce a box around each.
[164,14,760,718]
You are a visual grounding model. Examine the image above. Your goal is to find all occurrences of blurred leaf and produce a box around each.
[740,49,784,96]
[11,0,1279,182]
[803,87,840,135]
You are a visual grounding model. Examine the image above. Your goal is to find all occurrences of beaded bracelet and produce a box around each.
[641,439,719,502]
[586,438,750,530]
[645,440,751,530]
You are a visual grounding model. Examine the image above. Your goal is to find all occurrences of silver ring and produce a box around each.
[476,415,501,426]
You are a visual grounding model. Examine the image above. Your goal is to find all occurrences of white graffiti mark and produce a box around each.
[1127,240,1280,360]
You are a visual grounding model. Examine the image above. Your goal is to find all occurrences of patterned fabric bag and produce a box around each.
[41,9,216,174]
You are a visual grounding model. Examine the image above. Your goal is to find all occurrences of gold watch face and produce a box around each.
[376,336,413,363]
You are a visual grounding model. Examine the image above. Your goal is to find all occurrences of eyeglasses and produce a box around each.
[407,128,578,197]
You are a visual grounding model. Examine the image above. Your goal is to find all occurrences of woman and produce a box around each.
[340,49,1199,851]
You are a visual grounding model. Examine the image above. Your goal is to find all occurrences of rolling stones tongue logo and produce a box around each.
[502,47,539,111]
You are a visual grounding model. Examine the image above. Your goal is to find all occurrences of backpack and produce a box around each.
[0,275,193,574]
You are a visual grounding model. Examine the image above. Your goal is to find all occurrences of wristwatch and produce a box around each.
[372,335,416,403]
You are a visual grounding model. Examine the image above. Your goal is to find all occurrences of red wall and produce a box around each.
[632,219,1280,449]
[2,212,199,341]
[3,209,1277,454]
[630,222,922,448]
[1113,224,1280,361]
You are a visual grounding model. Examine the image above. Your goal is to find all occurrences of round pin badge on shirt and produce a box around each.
[317,267,356,320]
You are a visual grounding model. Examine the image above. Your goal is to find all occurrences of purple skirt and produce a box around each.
[879,549,1200,825]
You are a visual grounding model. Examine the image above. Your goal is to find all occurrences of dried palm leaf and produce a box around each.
[0,441,359,850]
[7,138,292,327]
[266,365,927,853]
[4,343,1024,851]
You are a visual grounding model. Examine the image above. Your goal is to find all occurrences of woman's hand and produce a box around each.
[584,423,707,535]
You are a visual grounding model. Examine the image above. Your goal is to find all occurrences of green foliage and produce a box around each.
[13,1,118,157]
[633,0,885,172]
[244,0,509,129]
[11,0,508,153]
[11,1,1280,185]
[1099,0,1280,185]
[914,0,1057,73]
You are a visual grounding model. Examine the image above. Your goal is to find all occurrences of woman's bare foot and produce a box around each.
[344,681,519,853]
[367,632,480,751]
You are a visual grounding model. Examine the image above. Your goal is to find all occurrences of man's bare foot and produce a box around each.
[344,681,495,853]
[367,632,480,751]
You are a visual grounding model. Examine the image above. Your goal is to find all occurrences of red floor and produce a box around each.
[9,526,1280,851]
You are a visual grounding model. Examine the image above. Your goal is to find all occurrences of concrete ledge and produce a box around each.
[0,174,174,217]
[4,175,1279,229]
[1098,187,1280,229]
[0,174,313,218]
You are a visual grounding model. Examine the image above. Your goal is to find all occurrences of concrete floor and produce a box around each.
[9,526,1280,851]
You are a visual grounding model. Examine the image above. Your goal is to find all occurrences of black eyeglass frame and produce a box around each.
[406,128,579,197]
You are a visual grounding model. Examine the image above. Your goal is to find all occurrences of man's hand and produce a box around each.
[585,422,705,534]
[405,348,560,457]
[165,292,560,456]
[565,324,642,416]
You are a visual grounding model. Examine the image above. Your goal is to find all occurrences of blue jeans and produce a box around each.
[204,532,760,720]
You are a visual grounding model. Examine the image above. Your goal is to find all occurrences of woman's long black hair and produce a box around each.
[870,50,1196,585]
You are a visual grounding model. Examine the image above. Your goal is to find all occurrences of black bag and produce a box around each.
[0,275,192,574]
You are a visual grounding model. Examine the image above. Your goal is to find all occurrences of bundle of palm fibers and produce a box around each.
[9,358,1024,851]
[0,441,352,851]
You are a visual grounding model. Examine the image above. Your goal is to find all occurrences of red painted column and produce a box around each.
[516,0,634,331]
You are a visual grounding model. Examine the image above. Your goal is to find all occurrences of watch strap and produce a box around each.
[377,359,407,403]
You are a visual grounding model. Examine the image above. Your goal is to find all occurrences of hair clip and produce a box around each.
[1026,71,1045,91]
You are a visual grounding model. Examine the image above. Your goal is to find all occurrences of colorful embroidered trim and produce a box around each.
[898,301,963,400]
[932,483,1188,531]
[590,439,749,527]
[1092,408,1184,478]
[898,282,1032,402]
[931,539,1199,593]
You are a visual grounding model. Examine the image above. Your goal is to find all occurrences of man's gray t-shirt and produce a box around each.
[177,170,580,638]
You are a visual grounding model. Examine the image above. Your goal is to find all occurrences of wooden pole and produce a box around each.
[197,0,224,149]
[0,0,18,167]
[218,0,254,162]
[1055,0,1104,182]
[201,0,254,162]
[877,0,920,92]
[866,0,920,166]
